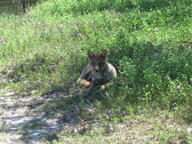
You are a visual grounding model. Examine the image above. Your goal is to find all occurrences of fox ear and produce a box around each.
[88,50,95,57]
[100,49,108,57]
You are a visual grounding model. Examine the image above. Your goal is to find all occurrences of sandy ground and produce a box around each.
[0,88,63,144]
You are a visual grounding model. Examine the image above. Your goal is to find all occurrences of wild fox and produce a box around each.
[77,49,117,89]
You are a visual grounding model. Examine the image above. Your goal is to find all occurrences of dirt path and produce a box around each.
[0,88,63,144]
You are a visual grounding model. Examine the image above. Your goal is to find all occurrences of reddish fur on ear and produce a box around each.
[88,50,95,57]
[100,49,108,57]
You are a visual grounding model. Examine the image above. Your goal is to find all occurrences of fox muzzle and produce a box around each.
[95,65,99,71]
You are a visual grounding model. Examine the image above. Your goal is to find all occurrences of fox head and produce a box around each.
[88,49,108,72]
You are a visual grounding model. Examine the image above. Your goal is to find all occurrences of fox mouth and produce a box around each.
[95,69,99,72]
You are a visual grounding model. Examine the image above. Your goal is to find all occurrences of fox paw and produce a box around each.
[83,81,92,88]
[100,85,106,90]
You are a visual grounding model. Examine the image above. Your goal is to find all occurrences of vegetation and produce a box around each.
[0,0,192,143]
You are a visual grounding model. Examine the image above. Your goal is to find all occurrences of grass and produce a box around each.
[49,110,192,144]
[0,0,192,143]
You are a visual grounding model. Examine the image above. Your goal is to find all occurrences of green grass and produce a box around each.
[0,0,192,143]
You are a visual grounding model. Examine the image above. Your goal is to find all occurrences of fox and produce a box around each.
[77,49,117,89]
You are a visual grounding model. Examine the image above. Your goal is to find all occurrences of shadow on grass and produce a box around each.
[0,80,105,143]
[23,81,105,143]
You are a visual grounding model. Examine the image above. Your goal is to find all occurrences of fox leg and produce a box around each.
[77,78,92,88]
[99,74,112,90]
